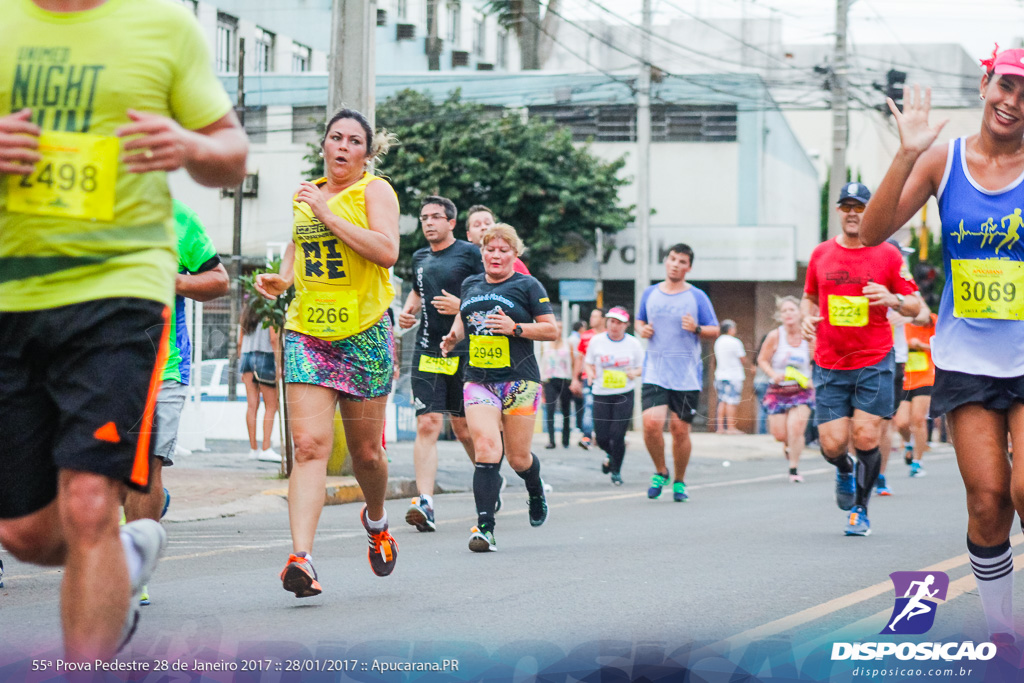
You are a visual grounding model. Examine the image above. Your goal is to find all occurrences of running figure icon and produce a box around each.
[997,208,1023,255]
[888,574,939,631]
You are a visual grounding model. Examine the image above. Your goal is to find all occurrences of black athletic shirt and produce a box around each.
[458,272,553,384]
[411,239,484,355]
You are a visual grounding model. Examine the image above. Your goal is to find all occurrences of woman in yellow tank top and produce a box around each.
[255,109,400,596]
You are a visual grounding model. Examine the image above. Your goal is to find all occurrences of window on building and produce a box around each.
[496,30,508,69]
[447,2,461,44]
[396,0,407,20]
[254,28,275,73]
[473,17,485,57]
[292,42,312,73]
[216,13,238,72]
[292,105,327,145]
[528,104,739,143]
[180,0,198,16]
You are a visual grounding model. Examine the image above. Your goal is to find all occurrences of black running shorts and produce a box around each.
[641,383,700,424]
[0,298,169,519]
[930,368,1024,419]
[411,351,467,417]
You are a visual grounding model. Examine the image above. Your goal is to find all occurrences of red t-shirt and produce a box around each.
[804,238,917,370]
[513,258,530,275]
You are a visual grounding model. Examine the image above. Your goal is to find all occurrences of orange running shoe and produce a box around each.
[280,553,322,598]
[361,505,398,576]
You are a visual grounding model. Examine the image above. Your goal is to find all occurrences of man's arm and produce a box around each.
[175,263,229,302]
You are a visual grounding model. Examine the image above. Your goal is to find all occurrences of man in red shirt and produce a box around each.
[571,308,606,449]
[802,182,920,536]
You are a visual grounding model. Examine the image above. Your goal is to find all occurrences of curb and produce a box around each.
[261,477,467,507]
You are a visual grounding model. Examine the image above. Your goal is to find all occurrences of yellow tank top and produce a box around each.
[285,173,396,340]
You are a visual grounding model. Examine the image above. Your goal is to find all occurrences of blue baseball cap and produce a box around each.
[837,182,871,205]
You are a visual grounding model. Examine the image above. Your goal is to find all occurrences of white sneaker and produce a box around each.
[117,520,167,652]
[258,448,281,463]
[248,448,260,460]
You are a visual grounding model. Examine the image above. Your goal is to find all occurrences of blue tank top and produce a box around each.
[934,137,1024,377]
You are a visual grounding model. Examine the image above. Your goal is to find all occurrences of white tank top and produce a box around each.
[770,326,811,385]
[241,326,274,354]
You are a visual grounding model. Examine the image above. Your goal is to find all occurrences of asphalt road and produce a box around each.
[3,441,1015,682]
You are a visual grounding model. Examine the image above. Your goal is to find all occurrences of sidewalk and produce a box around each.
[161,430,789,522]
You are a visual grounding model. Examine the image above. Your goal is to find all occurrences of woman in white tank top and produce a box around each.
[757,296,815,482]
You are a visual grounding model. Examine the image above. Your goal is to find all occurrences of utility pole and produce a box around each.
[635,0,651,318]
[426,0,441,71]
[595,228,604,309]
[227,38,245,402]
[827,0,849,239]
[329,0,377,125]
[634,0,652,423]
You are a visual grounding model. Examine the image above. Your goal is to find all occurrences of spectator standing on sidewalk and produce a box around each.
[571,308,606,449]
[238,300,280,463]
[539,320,575,449]
[713,319,747,434]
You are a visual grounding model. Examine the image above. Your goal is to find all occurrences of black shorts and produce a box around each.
[411,352,467,417]
[885,362,906,419]
[902,385,933,402]
[930,368,1024,418]
[240,351,276,385]
[641,383,699,424]
[0,298,168,519]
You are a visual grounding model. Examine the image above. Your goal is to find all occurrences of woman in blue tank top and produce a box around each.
[860,47,1024,648]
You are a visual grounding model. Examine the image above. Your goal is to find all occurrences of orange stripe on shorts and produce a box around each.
[130,305,171,488]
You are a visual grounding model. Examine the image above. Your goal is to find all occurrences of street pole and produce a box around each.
[329,0,377,126]
[328,0,377,476]
[827,0,849,239]
[226,38,245,402]
[635,0,652,424]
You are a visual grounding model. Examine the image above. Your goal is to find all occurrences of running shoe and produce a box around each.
[258,448,281,463]
[991,633,1022,666]
[844,505,871,536]
[468,525,496,552]
[610,472,623,486]
[601,458,611,474]
[404,497,436,532]
[647,472,669,499]
[835,471,856,511]
[0,557,4,588]
[876,474,892,496]
[139,586,150,606]
[279,553,322,598]
[789,472,804,483]
[160,488,171,520]
[545,442,557,449]
[495,475,507,513]
[117,520,167,652]
[672,481,688,502]
[528,489,548,527]
[904,444,914,466]
[910,461,926,478]
[361,505,398,577]
[578,436,592,450]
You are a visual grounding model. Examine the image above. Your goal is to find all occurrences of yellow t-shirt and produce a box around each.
[285,173,397,340]
[0,0,233,311]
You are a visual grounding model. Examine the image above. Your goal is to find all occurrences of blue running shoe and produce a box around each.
[844,505,871,536]
[404,497,436,532]
[876,475,892,496]
[672,481,688,502]
[648,472,669,499]
[160,488,170,519]
[610,472,623,486]
[910,461,926,477]
[468,525,496,552]
[835,471,856,510]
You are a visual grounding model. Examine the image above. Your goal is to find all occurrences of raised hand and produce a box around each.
[254,272,290,299]
[890,85,948,155]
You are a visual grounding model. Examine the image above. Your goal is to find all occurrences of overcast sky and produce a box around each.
[561,0,1024,66]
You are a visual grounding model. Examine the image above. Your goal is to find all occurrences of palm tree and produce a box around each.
[483,0,561,70]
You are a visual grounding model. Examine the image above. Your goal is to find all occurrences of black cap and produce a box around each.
[837,182,871,205]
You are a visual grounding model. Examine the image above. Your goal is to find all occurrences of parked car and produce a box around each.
[198,358,246,400]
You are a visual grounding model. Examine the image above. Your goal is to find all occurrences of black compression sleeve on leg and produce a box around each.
[473,462,503,530]
[822,448,854,474]
[854,447,881,510]
[515,452,543,496]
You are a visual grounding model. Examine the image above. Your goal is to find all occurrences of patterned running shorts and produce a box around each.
[284,315,394,399]
[463,380,542,415]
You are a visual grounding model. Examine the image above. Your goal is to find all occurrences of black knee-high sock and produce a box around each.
[515,452,543,496]
[822,449,854,474]
[473,462,503,530]
[854,447,881,510]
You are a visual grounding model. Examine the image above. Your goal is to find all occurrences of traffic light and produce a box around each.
[885,69,907,115]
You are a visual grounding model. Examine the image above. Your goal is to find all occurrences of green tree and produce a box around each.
[306,90,633,286]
